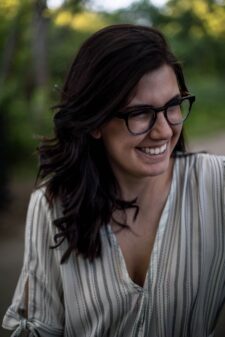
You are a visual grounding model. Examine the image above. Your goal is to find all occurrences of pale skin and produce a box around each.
[93,64,183,287]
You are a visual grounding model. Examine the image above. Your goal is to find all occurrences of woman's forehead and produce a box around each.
[128,65,179,107]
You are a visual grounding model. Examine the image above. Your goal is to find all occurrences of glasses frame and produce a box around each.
[116,94,196,136]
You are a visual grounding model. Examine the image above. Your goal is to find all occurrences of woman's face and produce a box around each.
[94,64,182,183]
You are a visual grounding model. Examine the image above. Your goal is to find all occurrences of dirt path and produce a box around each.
[0,133,224,336]
[189,132,225,155]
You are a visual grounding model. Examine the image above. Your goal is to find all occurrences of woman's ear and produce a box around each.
[90,129,102,139]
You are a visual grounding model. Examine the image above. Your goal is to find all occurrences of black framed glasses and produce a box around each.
[116,94,195,136]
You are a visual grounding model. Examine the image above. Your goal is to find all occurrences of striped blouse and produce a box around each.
[2,153,225,337]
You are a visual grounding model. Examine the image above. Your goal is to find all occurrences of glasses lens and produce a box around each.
[167,98,191,125]
[127,110,154,135]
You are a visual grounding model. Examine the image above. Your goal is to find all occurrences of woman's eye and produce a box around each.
[130,111,150,120]
[167,104,180,113]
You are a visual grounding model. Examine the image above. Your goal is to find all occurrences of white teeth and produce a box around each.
[140,143,167,155]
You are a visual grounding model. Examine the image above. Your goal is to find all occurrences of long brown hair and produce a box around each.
[37,24,189,262]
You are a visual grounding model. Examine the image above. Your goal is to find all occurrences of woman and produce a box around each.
[2,24,225,337]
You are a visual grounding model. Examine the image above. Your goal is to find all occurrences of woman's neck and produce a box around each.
[111,158,174,230]
[116,159,174,206]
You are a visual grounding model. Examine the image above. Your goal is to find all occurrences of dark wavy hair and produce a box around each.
[37,24,190,262]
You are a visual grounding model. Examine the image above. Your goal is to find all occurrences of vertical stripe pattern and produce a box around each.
[2,153,225,337]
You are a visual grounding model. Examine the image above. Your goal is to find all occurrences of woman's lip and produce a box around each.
[136,142,168,149]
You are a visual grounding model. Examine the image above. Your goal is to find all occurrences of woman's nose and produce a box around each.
[149,111,173,139]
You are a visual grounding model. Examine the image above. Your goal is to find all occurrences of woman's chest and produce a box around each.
[113,223,158,287]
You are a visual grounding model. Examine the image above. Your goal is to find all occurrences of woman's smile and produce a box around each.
[136,143,167,156]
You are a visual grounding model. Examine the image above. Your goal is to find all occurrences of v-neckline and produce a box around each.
[107,158,177,292]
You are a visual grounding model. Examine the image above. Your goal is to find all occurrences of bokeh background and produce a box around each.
[0,0,225,336]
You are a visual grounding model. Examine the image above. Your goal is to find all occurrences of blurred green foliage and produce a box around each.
[185,76,225,137]
[0,0,224,177]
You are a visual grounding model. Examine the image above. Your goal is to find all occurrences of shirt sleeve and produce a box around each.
[2,188,64,337]
[223,156,225,267]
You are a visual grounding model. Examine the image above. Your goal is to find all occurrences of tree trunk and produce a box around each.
[31,0,49,88]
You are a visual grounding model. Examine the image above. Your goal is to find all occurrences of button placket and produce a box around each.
[135,291,149,336]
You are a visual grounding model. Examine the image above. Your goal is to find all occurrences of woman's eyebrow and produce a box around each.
[164,94,181,106]
[126,94,181,110]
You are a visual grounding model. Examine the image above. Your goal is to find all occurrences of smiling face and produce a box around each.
[94,64,183,184]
